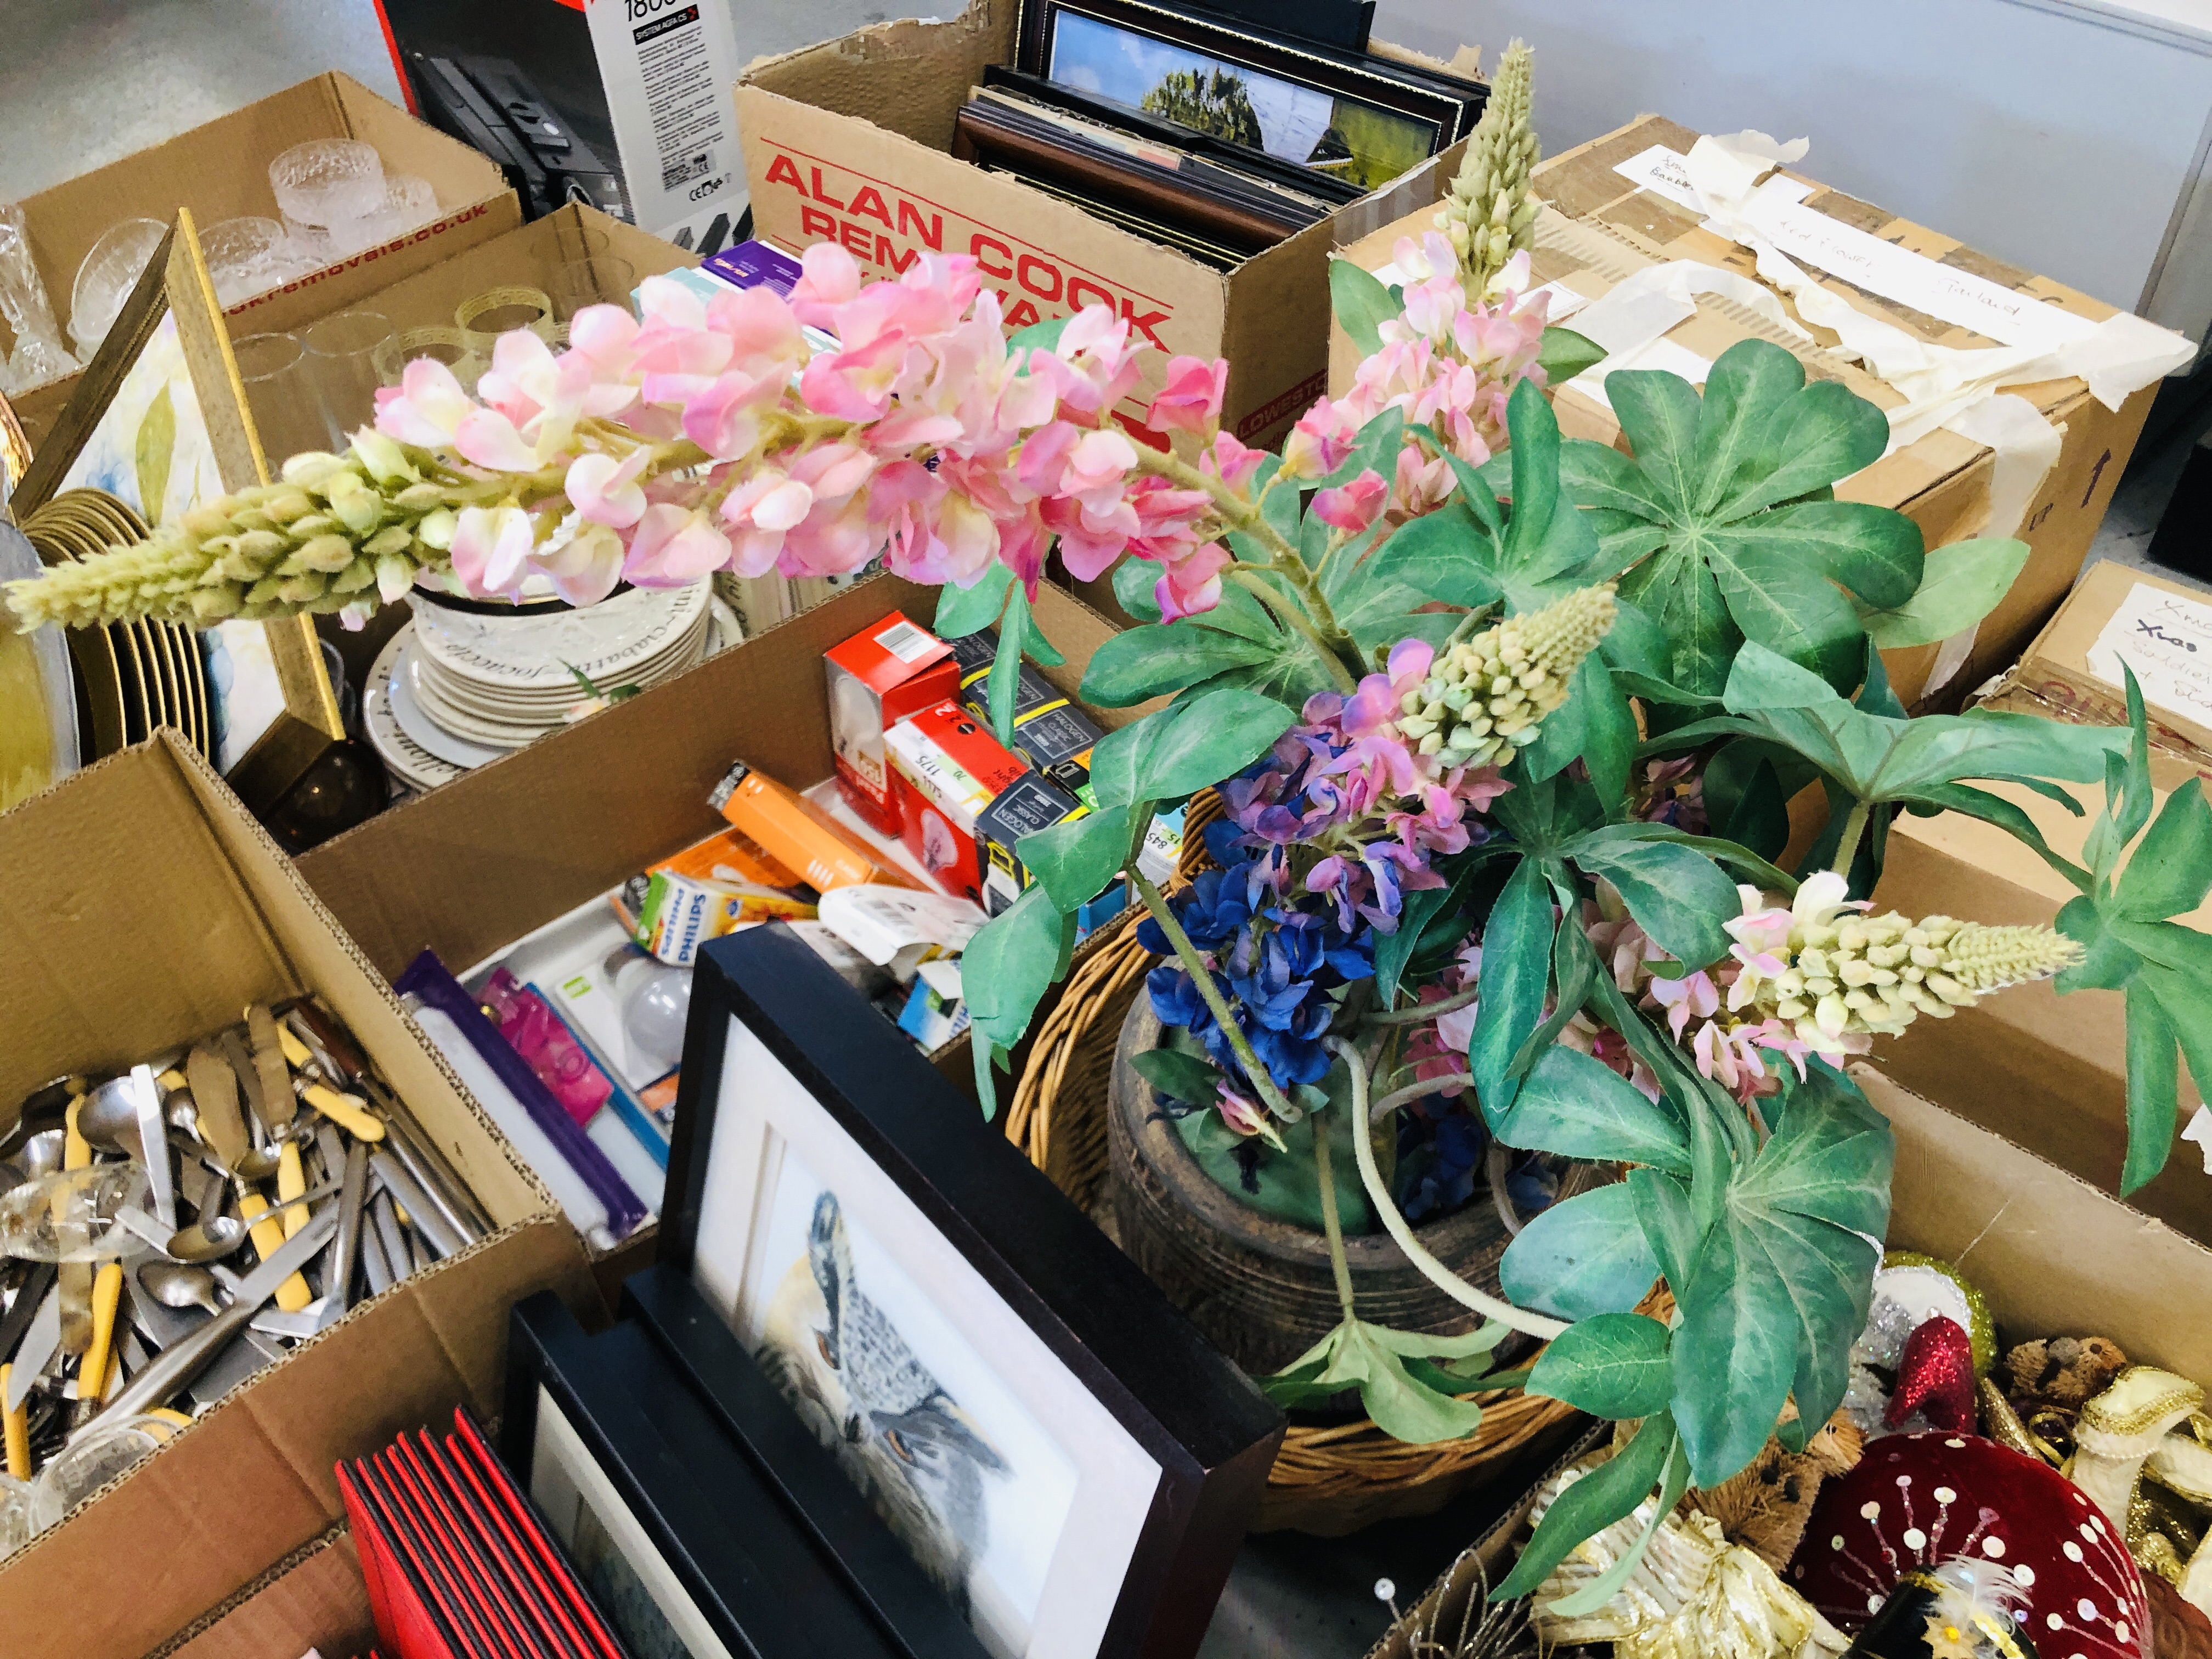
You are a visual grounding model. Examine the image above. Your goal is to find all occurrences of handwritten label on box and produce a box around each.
[2087,581,2212,727]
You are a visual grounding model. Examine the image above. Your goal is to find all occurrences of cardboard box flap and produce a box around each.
[1864,1065,2212,1388]
[149,1527,373,1659]
[743,0,1012,151]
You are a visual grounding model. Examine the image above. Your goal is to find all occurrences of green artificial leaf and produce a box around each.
[136,383,177,522]
[1111,554,1165,623]
[1627,1166,1704,1296]
[1570,831,1742,969]
[962,887,1072,1120]
[1560,338,1922,695]
[2116,778,2212,919]
[1260,1315,1491,1443]
[1547,1435,1691,1617]
[1858,537,2031,648]
[1079,624,1283,706]
[1669,1061,1890,1485]
[1537,325,1606,383]
[1172,1049,1369,1224]
[1528,1311,1673,1418]
[1467,855,1556,1124]
[1019,805,1133,912]
[2123,981,2181,1195]
[1088,687,1296,810]
[1496,1412,1679,1599]
[933,561,1014,638]
[1498,1045,1690,1174]
[1329,256,1401,355]
[1008,315,1069,354]
[1499,1183,1660,1321]
[1647,642,2126,830]
[984,586,1063,747]
[1130,1046,1223,1109]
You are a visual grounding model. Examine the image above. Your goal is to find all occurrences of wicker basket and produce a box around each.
[1004,792,1583,1535]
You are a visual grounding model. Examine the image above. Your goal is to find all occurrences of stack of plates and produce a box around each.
[366,583,740,794]
[18,487,212,768]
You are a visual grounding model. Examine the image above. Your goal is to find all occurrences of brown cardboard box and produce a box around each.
[0,732,591,1659]
[1372,1066,2212,1655]
[146,1526,374,1659]
[242,204,691,462]
[1983,558,2212,774]
[735,0,1476,449]
[297,574,1132,1062]
[1330,115,2160,706]
[8,72,519,449]
[1872,770,2212,1243]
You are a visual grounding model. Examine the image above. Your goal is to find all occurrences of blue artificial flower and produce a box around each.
[1146,962,1218,1035]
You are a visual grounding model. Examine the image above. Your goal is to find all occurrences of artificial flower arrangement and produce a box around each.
[16,84,2212,1591]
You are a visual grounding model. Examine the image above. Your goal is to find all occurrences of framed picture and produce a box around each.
[659,924,1284,1659]
[13,207,343,811]
[1014,0,1482,192]
[504,1289,946,1659]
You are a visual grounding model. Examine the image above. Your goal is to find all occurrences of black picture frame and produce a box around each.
[1012,0,1483,192]
[659,924,1285,1659]
[504,1288,945,1659]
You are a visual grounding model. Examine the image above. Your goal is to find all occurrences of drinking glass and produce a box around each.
[301,309,394,448]
[373,324,483,395]
[232,332,324,461]
[455,286,554,357]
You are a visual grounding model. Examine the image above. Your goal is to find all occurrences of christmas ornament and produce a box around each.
[1842,1558,2039,1658]
[1889,1318,1977,1434]
[1788,1432,2149,1659]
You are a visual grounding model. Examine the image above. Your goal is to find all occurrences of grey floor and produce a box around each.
[7,4,2211,1657]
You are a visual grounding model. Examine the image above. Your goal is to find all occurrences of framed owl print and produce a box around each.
[654,924,1284,1659]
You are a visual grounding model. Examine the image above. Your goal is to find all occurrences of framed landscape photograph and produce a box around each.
[659,924,1284,1659]
[1014,0,1481,190]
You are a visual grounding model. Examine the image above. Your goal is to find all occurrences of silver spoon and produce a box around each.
[163,1214,250,1265]
[18,1130,64,1181]
[137,1260,221,1319]
[75,1077,145,1155]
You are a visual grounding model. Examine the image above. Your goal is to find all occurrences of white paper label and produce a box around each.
[2087,581,2212,726]
[1613,144,1707,214]
[585,0,747,248]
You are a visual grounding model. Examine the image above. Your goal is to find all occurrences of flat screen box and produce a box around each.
[1330,113,2162,708]
[0,733,590,1659]
[735,0,1477,451]
[7,72,521,450]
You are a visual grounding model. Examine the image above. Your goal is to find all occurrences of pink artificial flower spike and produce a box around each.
[449,505,535,598]
[1312,469,1388,533]
[1146,355,1227,435]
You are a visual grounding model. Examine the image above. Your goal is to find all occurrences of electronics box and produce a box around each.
[0,733,589,1659]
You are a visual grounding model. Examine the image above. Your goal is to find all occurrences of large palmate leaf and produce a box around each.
[2040,668,2212,1193]
[1669,1060,1891,1485]
[1372,382,1622,618]
[1499,1183,1660,1321]
[1857,537,2031,649]
[1087,686,1296,810]
[1646,642,2127,871]
[1559,338,1927,695]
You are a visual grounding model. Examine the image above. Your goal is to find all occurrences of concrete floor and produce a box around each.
[7,5,2210,1657]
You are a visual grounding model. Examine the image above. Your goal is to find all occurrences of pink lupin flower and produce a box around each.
[1312,469,1388,533]
[1145,355,1227,435]
[1279,398,1359,479]
[374,357,475,448]
[625,503,731,585]
[449,505,535,597]
[563,450,652,528]
[534,515,626,606]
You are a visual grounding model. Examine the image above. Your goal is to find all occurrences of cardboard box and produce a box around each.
[1330,115,2161,706]
[1872,770,2212,1244]
[8,72,519,449]
[735,1,1477,450]
[145,1525,372,1659]
[1983,558,2212,774]
[825,610,960,834]
[1375,1068,2212,1656]
[240,202,693,465]
[296,576,1136,1092]
[0,732,590,1659]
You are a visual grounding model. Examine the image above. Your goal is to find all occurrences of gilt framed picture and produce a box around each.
[659,925,1284,1659]
[13,207,343,809]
